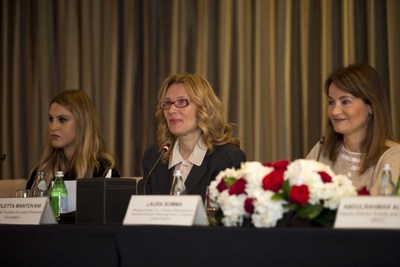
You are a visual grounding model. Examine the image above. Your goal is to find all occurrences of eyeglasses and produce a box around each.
[160,99,190,110]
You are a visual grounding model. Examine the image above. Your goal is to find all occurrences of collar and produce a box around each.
[168,138,207,169]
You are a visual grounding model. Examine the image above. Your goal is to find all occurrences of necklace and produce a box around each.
[340,145,361,177]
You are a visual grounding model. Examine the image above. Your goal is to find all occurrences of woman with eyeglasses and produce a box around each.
[140,74,246,200]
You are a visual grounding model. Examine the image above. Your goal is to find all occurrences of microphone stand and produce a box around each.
[316,136,325,161]
[142,145,170,195]
[0,153,6,166]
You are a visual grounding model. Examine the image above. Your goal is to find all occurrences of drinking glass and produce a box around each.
[33,191,48,197]
[15,189,32,198]
[204,186,218,225]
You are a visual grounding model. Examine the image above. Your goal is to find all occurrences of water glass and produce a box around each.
[204,186,218,225]
[15,189,32,198]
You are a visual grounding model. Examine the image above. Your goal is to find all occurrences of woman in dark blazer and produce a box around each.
[27,89,120,190]
[141,74,246,200]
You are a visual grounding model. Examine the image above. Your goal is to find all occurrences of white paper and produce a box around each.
[64,181,76,212]
[0,197,56,225]
[123,195,209,226]
[334,196,400,229]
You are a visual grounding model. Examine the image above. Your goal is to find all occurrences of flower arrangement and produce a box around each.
[207,159,358,227]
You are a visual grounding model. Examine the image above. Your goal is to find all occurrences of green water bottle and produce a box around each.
[50,171,68,220]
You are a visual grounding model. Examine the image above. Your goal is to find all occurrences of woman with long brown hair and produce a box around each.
[307,63,400,194]
[27,89,120,190]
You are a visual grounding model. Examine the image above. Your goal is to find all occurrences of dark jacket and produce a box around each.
[140,143,246,200]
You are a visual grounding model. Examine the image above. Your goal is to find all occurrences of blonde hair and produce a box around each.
[155,74,240,160]
[33,90,116,187]
[322,63,395,174]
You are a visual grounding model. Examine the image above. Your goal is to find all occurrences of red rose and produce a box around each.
[262,170,284,192]
[263,160,289,172]
[357,186,370,195]
[318,171,332,183]
[289,185,309,206]
[244,198,254,213]
[216,178,227,192]
[228,178,247,195]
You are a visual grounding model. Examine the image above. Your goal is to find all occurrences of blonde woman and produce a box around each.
[141,74,246,199]
[27,90,120,191]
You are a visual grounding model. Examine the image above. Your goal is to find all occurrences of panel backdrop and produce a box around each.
[1,0,399,179]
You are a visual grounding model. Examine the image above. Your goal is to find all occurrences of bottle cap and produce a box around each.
[383,163,391,171]
[55,171,64,177]
[173,169,182,176]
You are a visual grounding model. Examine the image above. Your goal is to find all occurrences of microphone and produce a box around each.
[142,145,170,194]
[0,153,6,166]
[316,136,325,161]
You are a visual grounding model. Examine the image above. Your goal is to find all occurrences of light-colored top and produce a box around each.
[168,138,208,182]
[307,140,400,195]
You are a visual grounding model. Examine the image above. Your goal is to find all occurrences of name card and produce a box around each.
[334,196,400,229]
[0,198,56,225]
[123,195,209,226]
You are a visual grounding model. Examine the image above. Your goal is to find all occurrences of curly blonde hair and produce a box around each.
[155,74,240,160]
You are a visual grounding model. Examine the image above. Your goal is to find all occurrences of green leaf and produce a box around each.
[297,203,323,220]
[311,209,337,228]
[282,180,291,198]
[224,177,237,188]
[271,192,285,201]
[208,208,224,226]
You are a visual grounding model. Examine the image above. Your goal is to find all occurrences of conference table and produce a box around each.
[0,224,399,266]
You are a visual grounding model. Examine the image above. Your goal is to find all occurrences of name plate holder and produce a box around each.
[334,196,400,229]
[123,195,209,226]
[0,198,56,225]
